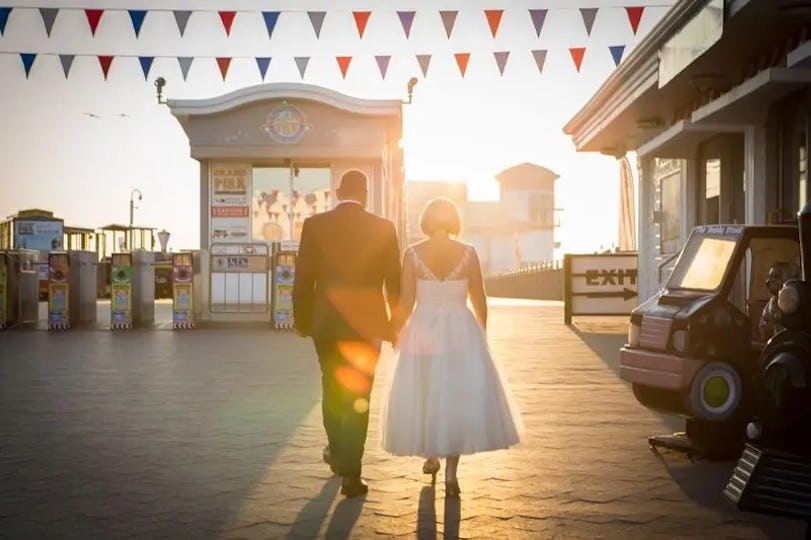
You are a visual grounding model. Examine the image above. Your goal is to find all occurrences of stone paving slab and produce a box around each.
[0,299,805,539]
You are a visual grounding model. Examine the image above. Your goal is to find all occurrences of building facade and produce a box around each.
[564,0,810,302]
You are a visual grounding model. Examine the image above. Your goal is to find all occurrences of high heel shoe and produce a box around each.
[422,458,440,484]
[445,480,461,497]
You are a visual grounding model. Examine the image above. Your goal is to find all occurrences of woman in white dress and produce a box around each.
[380,197,523,497]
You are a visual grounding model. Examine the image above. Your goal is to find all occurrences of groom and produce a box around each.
[292,170,401,497]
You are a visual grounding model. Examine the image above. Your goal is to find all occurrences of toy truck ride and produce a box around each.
[619,222,800,458]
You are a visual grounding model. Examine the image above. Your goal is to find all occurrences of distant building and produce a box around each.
[406,164,559,275]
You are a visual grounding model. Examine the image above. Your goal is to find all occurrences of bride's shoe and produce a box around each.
[422,458,440,484]
[445,480,461,497]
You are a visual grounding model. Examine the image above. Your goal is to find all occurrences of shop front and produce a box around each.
[169,82,404,322]
[564,0,810,302]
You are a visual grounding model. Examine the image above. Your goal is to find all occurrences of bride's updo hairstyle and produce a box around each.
[420,197,461,237]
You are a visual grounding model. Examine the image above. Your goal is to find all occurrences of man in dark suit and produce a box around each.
[293,170,401,497]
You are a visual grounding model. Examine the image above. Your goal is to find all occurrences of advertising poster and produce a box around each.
[48,284,69,328]
[172,283,194,325]
[111,255,133,328]
[14,220,64,251]
[273,252,296,328]
[0,258,7,327]
[211,163,251,243]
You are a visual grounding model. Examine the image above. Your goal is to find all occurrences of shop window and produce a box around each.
[252,167,332,243]
[659,170,681,254]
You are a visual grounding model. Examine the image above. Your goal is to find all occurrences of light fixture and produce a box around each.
[407,77,418,104]
[154,76,167,104]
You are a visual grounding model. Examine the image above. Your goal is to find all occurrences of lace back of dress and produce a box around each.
[410,245,471,282]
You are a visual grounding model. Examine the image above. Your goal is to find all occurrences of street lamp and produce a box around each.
[129,188,142,250]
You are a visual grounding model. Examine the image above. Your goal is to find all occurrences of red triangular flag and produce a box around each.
[626,6,645,35]
[454,53,470,77]
[216,57,231,80]
[97,55,113,79]
[353,11,371,38]
[336,56,352,79]
[569,47,586,72]
[219,11,236,36]
[85,9,103,36]
[484,10,503,38]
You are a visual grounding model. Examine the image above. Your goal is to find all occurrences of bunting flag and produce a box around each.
[128,10,147,37]
[579,8,598,36]
[173,10,192,37]
[97,55,114,80]
[255,57,271,80]
[454,53,470,77]
[19,53,36,78]
[219,11,236,36]
[307,11,326,38]
[336,56,352,78]
[59,54,74,78]
[484,10,503,38]
[39,8,58,37]
[626,6,645,35]
[353,11,370,38]
[416,54,431,77]
[439,10,457,38]
[85,9,103,36]
[529,9,547,37]
[138,56,154,80]
[216,57,231,80]
[262,11,280,38]
[532,49,547,74]
[397,11,415,38]
[0,7,11,35]
[494,51,510,76]
[295,56,310,79]
[375,55,391,79]
[570,47,586,72]
[177,57,193,81]
[609,45,626,66]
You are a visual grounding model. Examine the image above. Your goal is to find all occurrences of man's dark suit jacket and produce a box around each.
[292,203,401,344]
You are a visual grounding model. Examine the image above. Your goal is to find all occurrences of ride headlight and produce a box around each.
[627,322,640,347]
[671,330,688,353]
[778,283,801,315]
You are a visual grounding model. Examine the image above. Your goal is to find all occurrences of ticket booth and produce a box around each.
[169,83,404,322]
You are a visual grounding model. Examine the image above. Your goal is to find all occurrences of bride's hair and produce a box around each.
[420,197,461,236]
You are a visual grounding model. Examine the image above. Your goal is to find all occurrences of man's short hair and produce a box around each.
[337,170,368,197]
[420,197,462,236]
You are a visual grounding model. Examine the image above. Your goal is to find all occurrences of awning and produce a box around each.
[636,118,746,158]
[692,67,811,125]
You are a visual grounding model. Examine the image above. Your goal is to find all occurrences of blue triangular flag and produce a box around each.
[262,11,279,38]
[0,7,12,35]
[609,45,626,66]
[139,57,154,80]
[129,10,147,37]
[20,53,36,77]
[255,57,271,80]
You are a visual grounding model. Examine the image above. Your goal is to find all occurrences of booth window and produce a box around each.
[704,159,721,225]
[658,168,681,255]
[252,167,331,243]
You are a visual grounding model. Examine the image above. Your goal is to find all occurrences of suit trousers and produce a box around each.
[314,338,381,478]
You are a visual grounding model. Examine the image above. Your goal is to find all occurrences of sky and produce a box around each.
[0,0,674,254]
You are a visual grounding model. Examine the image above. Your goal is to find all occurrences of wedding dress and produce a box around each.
[380,245,523,457]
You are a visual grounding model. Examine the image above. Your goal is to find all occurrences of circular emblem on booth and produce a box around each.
[262,103,308,144]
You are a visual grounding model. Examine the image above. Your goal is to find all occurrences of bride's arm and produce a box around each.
[390,250,417,337]
[467,249,488,331]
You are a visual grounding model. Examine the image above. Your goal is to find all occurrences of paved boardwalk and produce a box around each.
[0,300,803,539]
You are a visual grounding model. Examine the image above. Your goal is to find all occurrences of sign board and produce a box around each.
[15,219,63,250]
[564,253,638,324]
[210,163,251,243]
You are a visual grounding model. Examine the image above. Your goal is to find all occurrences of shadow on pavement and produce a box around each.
[443,496,461,539]
[285,477,342,538]
[323,496,364,539]
[416,485,437,539]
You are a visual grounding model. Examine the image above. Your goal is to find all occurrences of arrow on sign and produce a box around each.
[573,288,637,300]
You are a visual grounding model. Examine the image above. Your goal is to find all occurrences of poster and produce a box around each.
[14,220,63,250]
[111,255,133,328]
[48,283,69,329]
[273,251,296,329]
[211,163,251,243]
[172,283,194,327]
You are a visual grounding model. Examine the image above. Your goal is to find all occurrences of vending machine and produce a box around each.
[271,242,298,330]
[172,252,194,329]
[47,252,70,330]
[110,253,133,330]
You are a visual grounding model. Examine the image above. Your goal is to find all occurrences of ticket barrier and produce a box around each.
[271,242,298,330]
[110,251,155,329]
[0,250,39,329]
[171,252,195,329]
[46,251,97,330]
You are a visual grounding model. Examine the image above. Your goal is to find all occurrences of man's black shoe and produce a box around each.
[340,477,369,497]
[323,445,338,475]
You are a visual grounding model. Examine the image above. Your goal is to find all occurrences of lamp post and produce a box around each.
[129,188,142,250]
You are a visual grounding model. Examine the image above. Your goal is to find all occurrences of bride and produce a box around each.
[380,197,523,497]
